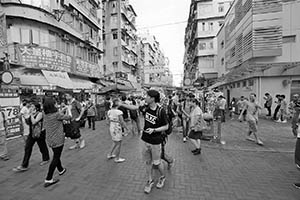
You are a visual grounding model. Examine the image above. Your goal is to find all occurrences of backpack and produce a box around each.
[156,106,173,135]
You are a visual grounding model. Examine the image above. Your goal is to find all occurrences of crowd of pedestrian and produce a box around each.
[1,88,300,192]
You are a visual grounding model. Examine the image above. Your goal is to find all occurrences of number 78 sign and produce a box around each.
[1,106,22,139]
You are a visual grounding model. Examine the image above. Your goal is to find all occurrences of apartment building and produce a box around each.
[0,0,104,93]
[214,0,300,112]
[139,33,173,87]
[102,0,138,89]
[183,0,232,87]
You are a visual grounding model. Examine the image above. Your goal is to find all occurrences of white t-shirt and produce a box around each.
[190,106,203,128]
[20,106,30,136]
[107,109,123,124]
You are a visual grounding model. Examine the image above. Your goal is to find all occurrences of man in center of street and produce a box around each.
[120,89,169,194]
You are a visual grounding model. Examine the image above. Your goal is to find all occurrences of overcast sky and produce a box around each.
[130,0,190,87]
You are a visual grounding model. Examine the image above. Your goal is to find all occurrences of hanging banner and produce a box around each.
[19,45,73,72]
[0,13,7,47]
[73,58,101,78]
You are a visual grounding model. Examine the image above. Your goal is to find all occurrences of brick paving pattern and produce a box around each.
[0,119,300,200]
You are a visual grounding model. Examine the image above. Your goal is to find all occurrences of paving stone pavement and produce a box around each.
[0,119,300,200]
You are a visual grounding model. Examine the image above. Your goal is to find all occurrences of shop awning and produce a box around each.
[71,78,94,90]
[42,70,73,89]
[207,81,226,90]
[19,74,49,86]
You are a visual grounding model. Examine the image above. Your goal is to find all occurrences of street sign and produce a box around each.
[1,71,13,85]
[184,78,191,86]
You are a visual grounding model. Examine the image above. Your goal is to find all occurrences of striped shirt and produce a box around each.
[43,112,70,148]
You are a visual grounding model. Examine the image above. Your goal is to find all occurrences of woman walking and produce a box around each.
[13,102,50,172]
[43,97,71,187]
[107,99,128,163]
[188,98,204,155]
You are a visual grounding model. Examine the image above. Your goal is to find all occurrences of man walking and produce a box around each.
[264,93,273,117]
[239,93,263,146]
[86,100,97,130]
[65,92,86,149]
[120,90,169,194]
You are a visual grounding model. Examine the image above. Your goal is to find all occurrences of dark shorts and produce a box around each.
[188,130,202,140]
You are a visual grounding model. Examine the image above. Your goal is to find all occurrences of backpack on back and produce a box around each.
[156,106,173,135]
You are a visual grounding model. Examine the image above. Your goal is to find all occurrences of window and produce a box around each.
[237,82,240,88]
[9,27,21,43]
[79,22,83,32]
[113,32,118,39]
[21,28,30,44]
[103,65,106,73]
[202,22,205,31]
[283,35,296,43]
[249,79,254,86]
[113,47,118,56]
[112,61,118,69]
[221,58,224,65]
[209,42,213,49]
[221,41,224,49]
[209,22,213,31]
[32,29,39,44]
[218,3,224,12]
[199,42,206,50]
[232,83,235,88]
[243,81,247,87]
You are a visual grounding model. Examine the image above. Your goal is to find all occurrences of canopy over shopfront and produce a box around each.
[42,70,73,89]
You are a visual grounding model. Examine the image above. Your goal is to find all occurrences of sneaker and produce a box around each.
[44,179,59,188]
[79,139,85,149]
[296,164,300,170]
[282,120,287,123]
[39,160,49,166]
[156,176,166,189]
[13,166,28,172]
[193,148,201,155]
[59,168,67,176]
[114,158,125,163]
[107,154,116,159]
[144,180,154,194]
[183,137,187,143]
[191,149,198,153]
[69,143,79,150]
[256,139,264,146]
[276,120,282,123]
[294,183,300,189]
[0,155,9,161]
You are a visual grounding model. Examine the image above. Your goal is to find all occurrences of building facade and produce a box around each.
[214,0,300,112]
[102,0,138,88]
[183,0,232,88]
[138,33,173,87]
[0,0,104,94]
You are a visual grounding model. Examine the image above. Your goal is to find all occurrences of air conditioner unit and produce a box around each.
[282,79,291,87]
[62,34,69,41]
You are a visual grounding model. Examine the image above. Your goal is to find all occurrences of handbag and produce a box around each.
[63,120,81,139]
[32,116,42,139]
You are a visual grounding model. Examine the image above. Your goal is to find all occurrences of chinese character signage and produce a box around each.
[74,58,101,78]
[19,45,72,72]
[0,13,7,46]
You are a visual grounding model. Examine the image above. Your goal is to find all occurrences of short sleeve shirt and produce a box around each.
[141,106,168,145]
[69,99,82,121]
[190,106,203,127]
[107,109,123,123]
